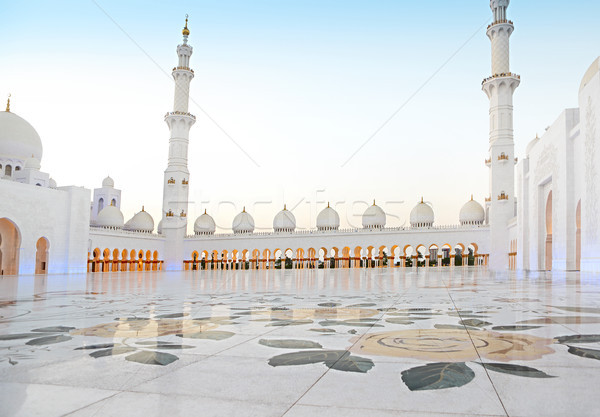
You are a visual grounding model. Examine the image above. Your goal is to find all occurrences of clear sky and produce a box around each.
[2,0,599,233]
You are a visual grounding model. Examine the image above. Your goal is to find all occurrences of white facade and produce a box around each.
[0,180,90,275]
[515,57,600,272]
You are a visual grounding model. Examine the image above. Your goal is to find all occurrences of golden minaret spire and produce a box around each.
[5,94,10,112]
[182,14,190,36]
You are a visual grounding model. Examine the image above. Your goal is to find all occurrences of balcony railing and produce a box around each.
[165,111,196,120]
[482,73,521,85]
[487,20,513,29]
[172,66,194,73]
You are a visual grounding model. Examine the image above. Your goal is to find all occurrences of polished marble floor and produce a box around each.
[1,268,600,417]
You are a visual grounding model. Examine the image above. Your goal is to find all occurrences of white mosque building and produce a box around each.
[1,1,599,275]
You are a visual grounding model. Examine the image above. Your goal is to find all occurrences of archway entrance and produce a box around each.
[0,218,21,275]
[545,191,552,271]
[576,200,581,270]
[35,237,49,274]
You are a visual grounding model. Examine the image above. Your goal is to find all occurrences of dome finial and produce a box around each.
[5,94,10,112]
[327,202,330,208]
[182,14,190,36]
[421,196,424,203]
[471,194,473,201]
[373,199,376,206]
[204,209,207,214]
[284,204,287,210]
[142,205,145,211]
[243,206,246,212]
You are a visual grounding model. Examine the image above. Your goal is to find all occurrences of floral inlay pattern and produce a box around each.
[350,329,555,362]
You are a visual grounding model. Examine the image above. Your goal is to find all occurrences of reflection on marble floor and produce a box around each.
[1,268,600,416]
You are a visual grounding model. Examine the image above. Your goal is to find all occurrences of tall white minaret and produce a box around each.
[162,16,195,226]
[483,0,520,270]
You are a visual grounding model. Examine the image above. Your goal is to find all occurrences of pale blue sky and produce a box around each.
[2,1,599,232]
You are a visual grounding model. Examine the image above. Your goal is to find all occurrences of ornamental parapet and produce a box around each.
[498,192,509,201]
[164,111,196,120]
[481,72,521,85]
[184,224,490,239]
[498,152,509,161]
[89,226,161,237]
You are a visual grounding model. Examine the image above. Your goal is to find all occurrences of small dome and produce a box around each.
[232,208,254,234]
[48,178,57,189]
[362,201,386,229]
[0,111,43,162]
[410,198,434,227]
[317,203,340,231]
[157,219,163,234]
[125,207,154,233]
[24,155,41,170]
[273,205,296,232]
[459,196,485,225]
[102,176,114,188]
[194,210,216,235]
[95,204,124,229]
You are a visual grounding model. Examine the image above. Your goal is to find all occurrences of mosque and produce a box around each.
[1,0,599,276]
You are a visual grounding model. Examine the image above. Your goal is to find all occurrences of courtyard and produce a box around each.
[1,268,599,416]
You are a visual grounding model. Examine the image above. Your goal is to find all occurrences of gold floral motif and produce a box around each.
[350,329,554,362]
[70,319,218,338]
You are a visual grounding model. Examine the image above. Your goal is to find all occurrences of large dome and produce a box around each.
[232,208,255,234]
[459,196,485,225]
[194,210,216,235]
[317,203,340,231]
[410,198,434,227]
[124,207,154,233]
[580,56,599,92]
[273,206,296,232]
[0,111,43,162]
[362,201,386,229]
[96,204,124,229]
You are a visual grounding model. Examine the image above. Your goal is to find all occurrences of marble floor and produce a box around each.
[1,268,600,417]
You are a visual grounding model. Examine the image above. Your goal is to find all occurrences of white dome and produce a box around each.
[273,206,296,232]
[95,204,124,229]
[580,56,599,92]
[24,155,41,170]
[232,208,255,234]
[317,203,340,231]
[410,198,434,227]
[125,208,154,233]
[362,201,386,229]
[194,210,216,235]
[157,219,163,234]
[102,176,114,188]
[459,197,485,225]
[0,111,43,162]
[48,178,57,189]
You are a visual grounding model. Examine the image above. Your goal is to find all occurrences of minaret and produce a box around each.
[162,16,195,226]
[482,0,520,270]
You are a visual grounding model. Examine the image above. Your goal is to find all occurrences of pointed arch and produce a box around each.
[35,237,49,274]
